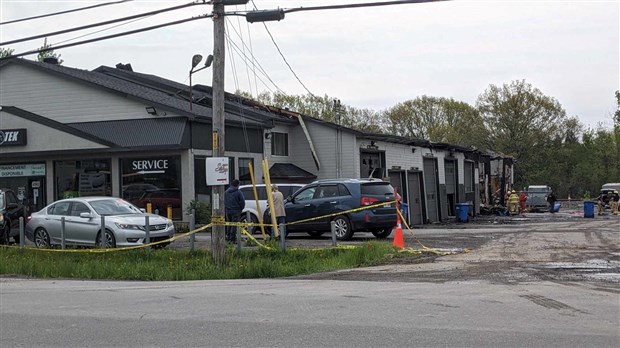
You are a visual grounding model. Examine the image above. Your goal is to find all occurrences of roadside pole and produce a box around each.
[211,1,226,265]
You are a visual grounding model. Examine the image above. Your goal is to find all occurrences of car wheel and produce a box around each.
[332,215,353,241]
[0,224,9,245]
[241,214,258,234]
[371,228,392,239]
[307,231,325,238]
[97,230,116,248]
[34,228,50,248]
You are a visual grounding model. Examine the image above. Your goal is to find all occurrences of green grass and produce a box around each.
[0,242,421,281]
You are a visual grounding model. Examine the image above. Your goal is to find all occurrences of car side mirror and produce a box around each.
[286,196,292,203]
[79,212,93,219]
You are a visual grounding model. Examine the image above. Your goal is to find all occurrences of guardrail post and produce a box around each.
[100,216,106,248]
[19,217,24,249]
[279,223,286,251]
[189,209,195,252]
[60,216,66,250]
[236,222,242,252]
[330,221,337,247]
[145,215,151,246]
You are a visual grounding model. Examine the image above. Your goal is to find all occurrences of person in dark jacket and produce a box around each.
[224,179,245,242]
[546,190,557,213]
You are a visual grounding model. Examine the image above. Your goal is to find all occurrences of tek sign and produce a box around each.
[0,129,27,146]
[206,157,229,186]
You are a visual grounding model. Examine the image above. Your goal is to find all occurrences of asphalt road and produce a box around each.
[1,209,619,347]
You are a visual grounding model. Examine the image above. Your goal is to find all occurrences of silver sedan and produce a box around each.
[25,197,175,248]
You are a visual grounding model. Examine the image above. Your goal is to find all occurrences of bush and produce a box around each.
[185,200,212,225]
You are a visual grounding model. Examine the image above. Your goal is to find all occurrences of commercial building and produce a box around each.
[0,58,513,224]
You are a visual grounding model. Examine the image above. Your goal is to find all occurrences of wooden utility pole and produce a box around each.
[211,1,226,265]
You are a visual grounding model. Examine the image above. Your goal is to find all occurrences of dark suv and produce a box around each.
[264,179,397,240]
[0,188,26,244]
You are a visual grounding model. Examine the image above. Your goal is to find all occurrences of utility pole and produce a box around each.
[211,0,227,265]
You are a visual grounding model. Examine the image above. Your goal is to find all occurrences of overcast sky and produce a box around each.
[1,0,618,129]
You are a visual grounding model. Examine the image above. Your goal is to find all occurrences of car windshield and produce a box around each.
[90,198,141,215]
[527,188,549,193]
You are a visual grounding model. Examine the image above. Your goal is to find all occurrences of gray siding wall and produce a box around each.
[0,110,107,154]
[1,64,181,123]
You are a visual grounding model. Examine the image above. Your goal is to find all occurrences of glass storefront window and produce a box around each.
[238,158,253,184]
[55,160,111,200]
[120,156,182,220]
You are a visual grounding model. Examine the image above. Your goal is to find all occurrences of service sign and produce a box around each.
[206,157,229,186]
[0,129,27,147]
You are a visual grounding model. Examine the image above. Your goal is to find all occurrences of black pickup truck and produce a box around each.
[0,188,27,244]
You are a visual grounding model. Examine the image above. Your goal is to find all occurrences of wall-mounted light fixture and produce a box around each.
[264,131,272,139]
[366,141,379,150]
[145,106,166,116]
[411,147,416,153]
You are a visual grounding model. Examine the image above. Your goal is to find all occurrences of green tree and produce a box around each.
[236,90,384,132]
[476,80,567,186]
[383,96,487,148]
[0,47,14,58]
[36,38,63,64]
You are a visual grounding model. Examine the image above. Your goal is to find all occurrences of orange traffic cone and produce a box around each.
[393,215,405,250]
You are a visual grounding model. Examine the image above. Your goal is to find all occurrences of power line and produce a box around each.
[0,0,135,26]
[0,14,212,61]
[0,1,204,46]
[249,0,316,98]
[224,26,282,93]
[284,0,447,14]
[54,15,154,46]
[225,33,280,94]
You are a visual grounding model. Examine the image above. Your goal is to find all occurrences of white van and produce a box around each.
[239,183,304,234]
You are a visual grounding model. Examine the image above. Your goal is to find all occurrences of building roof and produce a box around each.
[0,58,267,128]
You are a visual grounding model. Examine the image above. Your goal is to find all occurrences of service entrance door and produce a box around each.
[423,158,439,222]
[407,171,424,225]
[444,160,457,216]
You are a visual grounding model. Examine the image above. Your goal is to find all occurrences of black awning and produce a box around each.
[239,163,317,184]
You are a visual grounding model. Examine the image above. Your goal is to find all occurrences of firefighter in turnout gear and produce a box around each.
[508,190,520,215]
[611,190,619,215]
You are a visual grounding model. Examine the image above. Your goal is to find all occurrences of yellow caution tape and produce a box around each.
[396,209,454,255]
[0,223,214,253]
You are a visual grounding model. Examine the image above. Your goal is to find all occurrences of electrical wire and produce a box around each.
[0,14,212,61]
[283,0,447,14]
[224,25,283,93]
[0,0,134,26]
[250,0,316,99]
[0,1,204,46]
[225,31,278,94]
[53,15,155,46]
[224,23,252,154]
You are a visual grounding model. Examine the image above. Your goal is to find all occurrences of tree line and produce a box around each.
[240,81,620,200]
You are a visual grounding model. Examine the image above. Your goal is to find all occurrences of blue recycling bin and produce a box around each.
[583,201,595,218]
[400,202,409,224]
[455,203,470,222]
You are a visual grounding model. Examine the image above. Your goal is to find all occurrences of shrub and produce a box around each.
[185,200,212,225]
